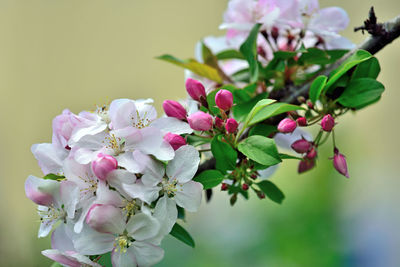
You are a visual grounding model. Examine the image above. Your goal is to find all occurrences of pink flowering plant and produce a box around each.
[26,0,400,266]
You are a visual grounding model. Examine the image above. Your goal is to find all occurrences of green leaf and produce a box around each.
[157,54,223,83]
[352,57,380,80]
[325,50,372,91]
[177,206,186,221]
[232,92,268,122]
[51,263,63,267]
[279,153,302,160]
[186,135,211,147]
[240,23,261,83]
[257,180,285,204]
[273,50,298,60]
[249,124,277,137]
[298,48,348,65]
[337,78,385,109]
[244,98,277,126]
[97,252,112,267]
[211,135,237,172]
[247,102,304,126]
[309,75,328,104]
[216,49,245,60]
[170,223,195,248]
[193,170,225,189]
[43,173,65,180]
[238,135,281,167]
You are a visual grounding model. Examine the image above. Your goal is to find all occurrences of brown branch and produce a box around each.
[197,9,400,175]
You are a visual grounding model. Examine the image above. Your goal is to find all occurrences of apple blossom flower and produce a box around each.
[25,176,79,237]
[123,145,203,212]
[74,204,164,267]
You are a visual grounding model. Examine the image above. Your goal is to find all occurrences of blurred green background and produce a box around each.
[0,0,399,266]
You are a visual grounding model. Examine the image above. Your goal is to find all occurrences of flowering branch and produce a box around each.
[197,8,400,179]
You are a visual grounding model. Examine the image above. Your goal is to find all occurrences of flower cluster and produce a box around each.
[26,99,203,266]
[26,0,387,265]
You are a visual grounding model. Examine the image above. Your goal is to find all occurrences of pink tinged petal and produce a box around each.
[86,204,126,234]
[116,152,143,174]
[126,213,160,241]
[95,181,124,207]
[60,180,79,219]
[72,223,115,255]
[66,251,103,267]
[122,181,160,204]
[42,250,82,267]
[51,223,75,252]
[166,145,200,184]
[131,241,164,267]
[150,195,178,245]
[25,175,59,206]
[111,247,137,267]
[174,181,203,212]
[31,143,67,175]
[150,117,193,135]
[109,99,138,130]
[135,100,158,124]
[309,7,350,35]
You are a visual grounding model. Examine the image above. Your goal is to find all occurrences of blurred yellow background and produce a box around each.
[0,0,399,266]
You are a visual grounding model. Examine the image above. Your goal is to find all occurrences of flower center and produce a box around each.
[162,178,182,197]
[122,199,140,217]
[114,235,132,254]
[78,173,98,197]
[131,110,151,129]
[103,134,123,155]
[38,205,65,224]
[95,105,110,124]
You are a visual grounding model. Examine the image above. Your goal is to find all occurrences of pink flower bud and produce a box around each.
[187,111,213,131]
[298,159,315,174]
[221,183,229,191]
[215,117,224,129]
[225,118,239,133]
[186,78,206,101]
[321,114,335,132]
[291,139,311,153]
[296,117,307,127]
[242,184,249,191]
[277,118,297,133]
[306,147,317,159]
[91,153,118,181]
[333,148,349,178]
[164,132,186,150]
[162,100,187,120]
[215,90,233,111]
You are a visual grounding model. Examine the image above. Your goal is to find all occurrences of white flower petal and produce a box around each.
[111,247,137,267]
[86,204,126,234]
[122,181,160,204]
[150,195,178,245]
[131,241,164,267]
[166,145,200,184]
[51,223,75,252]
[31,143,67,175]
[60,180,79,219]
[174,181,203,212]
[126,213,160,241]
[151,117,193,135]
[72,223,115,255]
